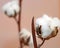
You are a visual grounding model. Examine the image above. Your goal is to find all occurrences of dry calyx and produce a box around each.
[35,14,60,40]
[2,0,20,17]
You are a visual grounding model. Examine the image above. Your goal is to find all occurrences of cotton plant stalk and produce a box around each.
[18,0,22,32]
[18,0,22,48]
[32,17,38,48]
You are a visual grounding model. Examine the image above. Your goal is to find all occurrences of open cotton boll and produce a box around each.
[19,29,31,40]
[35,17,52,38]
[2,1,20,17]
[2,1,15,17]
[19,28,34,48]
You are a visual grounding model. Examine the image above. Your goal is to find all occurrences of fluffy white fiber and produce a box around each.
[35,14,60,38]
[50,17,60,30]
[2,1,20,17]
[19,28,34,48]
[35,15,52,38]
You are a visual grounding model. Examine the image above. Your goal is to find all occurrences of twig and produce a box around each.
[38,39,45,48]
[32,17,37,48]
[18,0,22,32]
[13,17,18,23]
[18,0,22,48]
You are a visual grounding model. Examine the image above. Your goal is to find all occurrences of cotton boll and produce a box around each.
[19,29,31,41]
[19,28,34,48]
[35,17,52,38]
[2,1,15,17]
[35,15,60,39]
[2,1,20,17]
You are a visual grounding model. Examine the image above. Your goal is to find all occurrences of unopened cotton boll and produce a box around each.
[19,28,34,48]
[2,1,20,17]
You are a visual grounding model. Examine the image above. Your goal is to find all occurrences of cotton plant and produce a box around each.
[2,0,38,48]
[2,0,23,48]
[2,0,20,17]
[35,14,60,39]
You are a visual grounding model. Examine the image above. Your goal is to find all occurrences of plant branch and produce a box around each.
[18,0,22,32]
[32,17,37,48]
[18,0,22,48]
[38,39,45,48]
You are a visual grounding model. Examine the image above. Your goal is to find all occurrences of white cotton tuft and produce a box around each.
[11,1,20,13]
[42,14,53,25]
[2,2,14,16]
[19,28,31,40]
[35,17,47,27]
[2,2,11,12]
[19,28,34,48]
[35,14,60,39]
[35,16,52,38]
[41,24,52,38]
[50,17,60,30]
[2,1,20,17]
[6,7,15,16]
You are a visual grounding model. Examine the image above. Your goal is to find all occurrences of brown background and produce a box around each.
[0,0,60,48]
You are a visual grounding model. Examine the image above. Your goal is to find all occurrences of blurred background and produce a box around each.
[0,0,60,48]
